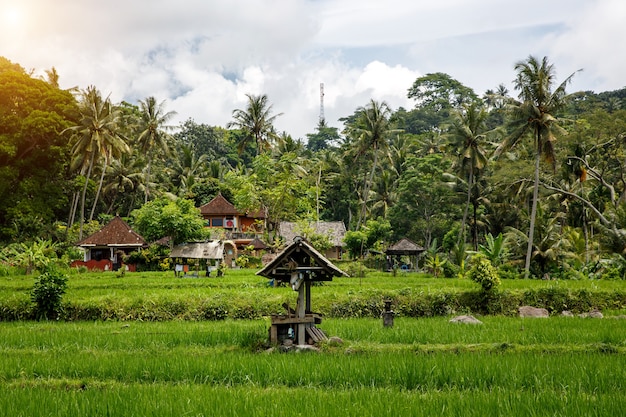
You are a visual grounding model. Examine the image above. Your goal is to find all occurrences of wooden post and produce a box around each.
[305,281,311,313]
[296,285,306,344]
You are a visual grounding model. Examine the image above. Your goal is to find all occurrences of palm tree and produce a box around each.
[447,102,492,249]
[102,152,145,215]
[496,55,578,278]
[168,144,208,197]
[65,86,127,239]
[136,96,177,203]
[348,99,401,229]
[228,94,282,155]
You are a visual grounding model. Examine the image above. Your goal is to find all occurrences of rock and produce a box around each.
[282,339,294,347]
[295,344,320,353]
[518,306,549,318]
[449,315,483,324]
[561,310,574,317]
[611,315,626,320]
[328,336,344,346]
[588,309,603,319]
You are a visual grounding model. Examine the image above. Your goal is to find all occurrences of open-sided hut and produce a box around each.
[385,238,425,271]
[257,237,347,345]
[169,241,226,276]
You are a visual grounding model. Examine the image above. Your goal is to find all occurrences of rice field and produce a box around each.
[1,317,625,416]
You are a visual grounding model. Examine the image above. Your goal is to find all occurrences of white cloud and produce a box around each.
[1,0,621,140]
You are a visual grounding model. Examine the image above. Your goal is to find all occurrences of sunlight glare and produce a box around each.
[4,7,22,26]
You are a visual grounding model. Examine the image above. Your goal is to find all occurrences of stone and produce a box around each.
[295,344,320,353]
[328,336,344,346]
[518,306,549,318]
[588,309,604,319]
[449,315,483,324]
[561,310,574,317]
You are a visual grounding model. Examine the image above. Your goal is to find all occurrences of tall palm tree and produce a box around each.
[447,102,492,249]
[496,55,578,278]
[65,86,127,239]
[227,94,282,155]
[137,96,177,203]
[348,99,401,229]
[102,152,145,215]
[168,143,208,197]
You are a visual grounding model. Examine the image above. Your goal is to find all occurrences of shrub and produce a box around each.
[31,265,68,320]
[467,254,501,292]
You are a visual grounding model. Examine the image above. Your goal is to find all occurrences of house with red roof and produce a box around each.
[198,193,267,252]
[71,216,147,271]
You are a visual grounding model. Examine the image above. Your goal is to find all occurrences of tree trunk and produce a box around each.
[144,158,152,203]
[78,152,95,241]
[458,169,473,246]
[525,146,541,278]
[90,155,108,221]
[358,149,379,229]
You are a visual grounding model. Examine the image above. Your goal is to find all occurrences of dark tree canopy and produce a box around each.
[0,58,78,241]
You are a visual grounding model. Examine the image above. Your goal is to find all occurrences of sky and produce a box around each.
[1,0,625,140]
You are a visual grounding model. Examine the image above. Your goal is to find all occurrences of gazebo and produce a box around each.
[257,237,347,345]
[169,241,226,276]
[385,238,425,271]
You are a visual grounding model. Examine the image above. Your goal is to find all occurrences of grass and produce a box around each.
[1,318,625,416]
[2,269,626,321]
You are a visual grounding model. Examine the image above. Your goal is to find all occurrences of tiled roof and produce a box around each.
[199,193,266,219]
[76,217,146,247]
[199,193,239,216]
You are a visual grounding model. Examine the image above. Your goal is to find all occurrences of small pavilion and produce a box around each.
[385,238,426,271]
[257,237,347,345]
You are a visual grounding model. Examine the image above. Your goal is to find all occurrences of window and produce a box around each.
[211,218,223,227]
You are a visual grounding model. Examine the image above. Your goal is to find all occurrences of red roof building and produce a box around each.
[198,193,266,250]
[72,216,147,271]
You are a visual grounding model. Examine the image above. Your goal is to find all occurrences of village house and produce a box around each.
[72,216,147,271]
[198,193,267,252]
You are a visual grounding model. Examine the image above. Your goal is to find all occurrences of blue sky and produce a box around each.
[1,0,623,139]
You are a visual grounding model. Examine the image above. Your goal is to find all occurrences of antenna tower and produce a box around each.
[319,82,325,124]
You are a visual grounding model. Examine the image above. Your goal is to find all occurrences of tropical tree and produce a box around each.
[168,143,208,198]
[227,94,282,155]
[66,86,127,239]
[447,102,493,249]
[346,99,401,229]
[136,96,177,203]
[495,55,578,278]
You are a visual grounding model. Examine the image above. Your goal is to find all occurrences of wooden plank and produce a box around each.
[270,316,315,324]
[306,327,328,343]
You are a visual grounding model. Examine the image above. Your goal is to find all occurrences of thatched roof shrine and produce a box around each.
[386,238,425,255]
[257,236,347,283]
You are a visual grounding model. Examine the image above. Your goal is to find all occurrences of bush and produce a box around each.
[31,265,68,320]
[467,254,501,292]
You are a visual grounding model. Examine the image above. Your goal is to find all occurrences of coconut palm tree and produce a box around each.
[228,94,282,155]
[447,102,492,249]
[168,143,208,197]
[136,96,177,203]
[348,99,402,229]
[65,86,128,239]
[496,55,578,278]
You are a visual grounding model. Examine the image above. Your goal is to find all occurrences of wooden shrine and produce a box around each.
[257,236,348,345]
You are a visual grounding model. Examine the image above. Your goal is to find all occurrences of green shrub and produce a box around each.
[467,254,501,292]
[31,265,68,320]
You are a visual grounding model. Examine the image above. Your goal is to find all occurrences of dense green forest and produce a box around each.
[2,55,626,279]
